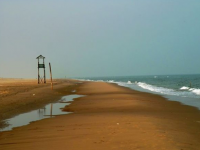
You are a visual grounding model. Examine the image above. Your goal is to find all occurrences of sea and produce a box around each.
[77,74,200,110]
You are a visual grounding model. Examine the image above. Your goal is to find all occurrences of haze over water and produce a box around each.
[1,1,200,78]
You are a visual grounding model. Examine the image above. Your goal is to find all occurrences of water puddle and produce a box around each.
[0,94,84,132]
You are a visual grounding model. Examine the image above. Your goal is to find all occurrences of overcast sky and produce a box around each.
[1,0,200,78]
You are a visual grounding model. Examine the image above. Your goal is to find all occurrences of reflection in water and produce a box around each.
[0,95,84,132]
[38,107,46,118]
[50,104,53,117]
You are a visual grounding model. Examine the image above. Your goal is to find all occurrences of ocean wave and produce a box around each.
[190,89,200,95]
[107,80,115,83]
[96,80,104,82]
[180,86,200,95]
[127,81,132,84]
[189,88,195,91]
[137,82,175,95]
[136,82,200,97]
[78,79,94,82]
[180,86,190,90]
[86,79,94,81]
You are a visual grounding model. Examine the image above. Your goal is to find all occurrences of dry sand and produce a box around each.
[0,80,200,150]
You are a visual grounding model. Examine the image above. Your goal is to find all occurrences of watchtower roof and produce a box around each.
[36,55,45,59]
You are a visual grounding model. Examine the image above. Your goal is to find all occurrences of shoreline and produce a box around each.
[0,80,200,149]
[113,81,200,112]
[77,75,200,111]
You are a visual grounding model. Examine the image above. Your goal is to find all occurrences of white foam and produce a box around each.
[136,82,200,97]
[118,82,126,86]
[76,79,94,82]
[137,82,176,95]
[180,86,190,90]
[96,80,104,82]
[191,89,200,95]
[86,79,94,81]
[127,81,132,84]
[189,88,195,91]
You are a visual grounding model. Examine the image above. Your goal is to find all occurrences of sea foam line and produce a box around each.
[180,86,200,95]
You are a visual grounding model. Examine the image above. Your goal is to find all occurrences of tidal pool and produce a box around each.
[0,94,84,132]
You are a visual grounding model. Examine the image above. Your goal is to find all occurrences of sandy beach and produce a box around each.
[0,78,79,128]
[1,80,200,150]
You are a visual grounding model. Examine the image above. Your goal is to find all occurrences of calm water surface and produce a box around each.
[0,95,84,132]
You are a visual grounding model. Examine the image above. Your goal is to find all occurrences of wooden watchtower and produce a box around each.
[36,55,46,84]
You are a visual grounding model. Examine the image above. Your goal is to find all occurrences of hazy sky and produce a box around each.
[1,0,200,78]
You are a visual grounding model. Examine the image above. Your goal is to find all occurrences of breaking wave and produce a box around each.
[180,86,190,90]
[137,82,200,97]
[137,82,177,95]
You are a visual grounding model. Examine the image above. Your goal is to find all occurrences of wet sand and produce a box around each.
[0,78,79,128]
[1,81,200,150]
